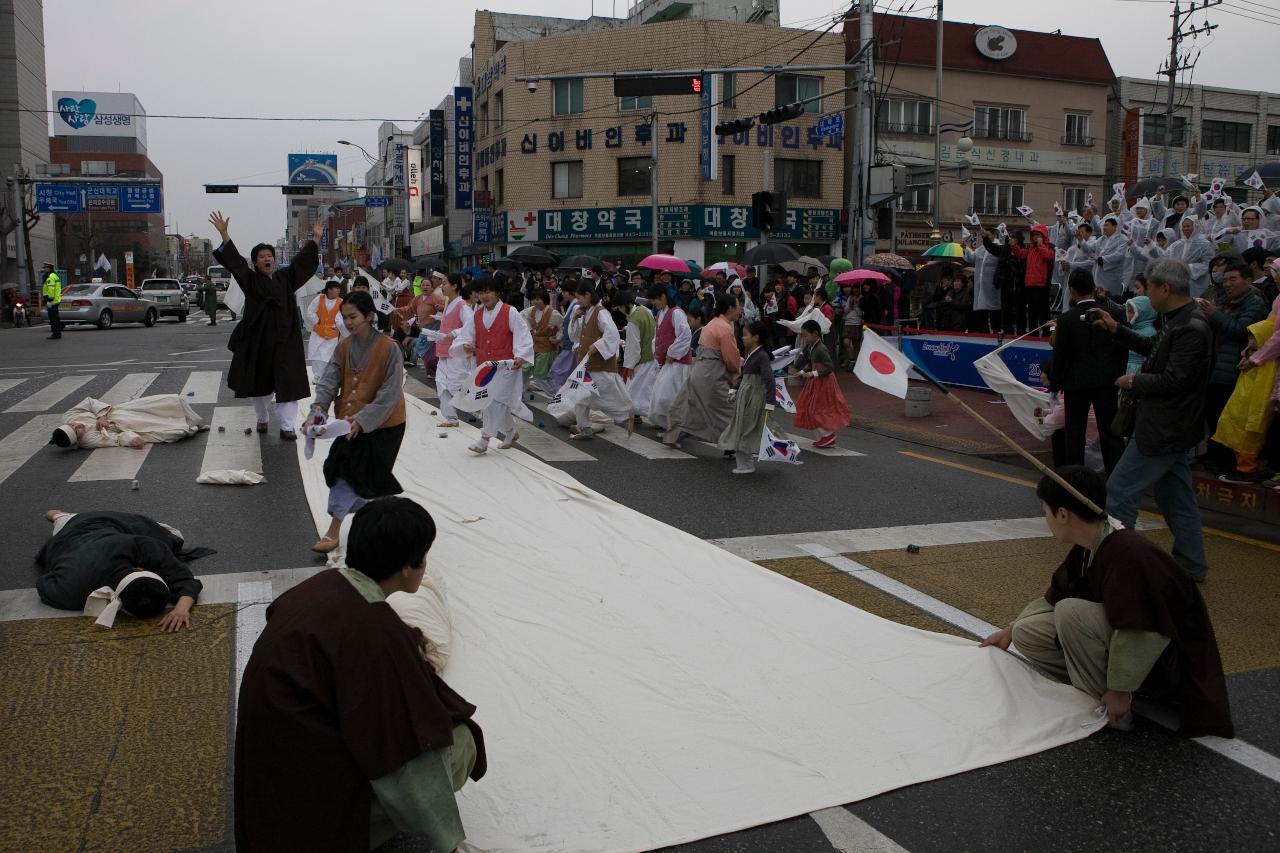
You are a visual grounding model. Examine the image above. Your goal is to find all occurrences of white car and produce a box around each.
[43,284,161,329]
[139,278,189,322]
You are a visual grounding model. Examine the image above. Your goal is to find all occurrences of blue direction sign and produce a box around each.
[364,196,392,208]
[34,182,163,214]
[816,113,844,137]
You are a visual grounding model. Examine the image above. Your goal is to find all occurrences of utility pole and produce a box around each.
[931,0,943,241]
[847,1,875,265]
[8,176,31,302]
[1160,0,1220,177]
[650,108,659,254]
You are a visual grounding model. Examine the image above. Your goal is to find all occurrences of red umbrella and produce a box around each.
[834,269,891,285]
[638,253,692,273]
[702,261,748,279]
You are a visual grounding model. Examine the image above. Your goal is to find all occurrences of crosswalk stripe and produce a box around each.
[180,370,222,404]
[100,372,158,404]
[199,407,262,475]
[784,428,867,458]
[504,423,596,462]
[526,399,693,460]
[4,375,94,413]
[0,413,65,485]
[0,378,29,396]
[68,445,152,482]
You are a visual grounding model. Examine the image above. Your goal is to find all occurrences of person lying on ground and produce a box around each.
[979,466,1233,738]
[49,394,204,450]
[36,510,203,632]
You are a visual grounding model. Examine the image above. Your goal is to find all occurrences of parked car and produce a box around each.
[43,284,160,329]
[138,278,189,322]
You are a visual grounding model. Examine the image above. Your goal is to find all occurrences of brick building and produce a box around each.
[466,10,846,267]
[860,14,1114,256]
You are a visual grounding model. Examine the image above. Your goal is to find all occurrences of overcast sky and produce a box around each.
[44,0,1275,247]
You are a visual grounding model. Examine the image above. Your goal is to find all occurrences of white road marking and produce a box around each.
[180,370,222,404]
[233,581,273,719]
[402,375,439,401]
[199,406,262,475]
[100,372,158,404]
[4,375,94,412]
[504,423,596,463]
[810,807,908,852]
[68,445,152,482]
[0,413,65,486]
[168,347,218,356]
[527,398,693,459]
[0,358,229,373]
[0,379,29,396]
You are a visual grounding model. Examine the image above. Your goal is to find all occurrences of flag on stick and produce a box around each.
[757,424,802,465]
[853,327,916,399]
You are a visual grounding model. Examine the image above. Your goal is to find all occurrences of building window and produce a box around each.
[722,154,736,195]
[1268,126,1280,156]
[1063,186,1089,213]
[775,158,822,199]
[80,160,115,175]
[478,102,488,138]
[972,182,1024,215]
[722,72,736,108]
[974,106,1029,142]
[552,161,584,198]
[1142,114,1186,147]
[1063,113,1092,146]
[878,99,933,135]
[775,74,821,114]
[895,186,932,214]
[553,79,584,115]
[619,95,652,112]
[495,168,504,206]
[493,91,504,129]
[617,157,650,196]
[1201,119,1252,153]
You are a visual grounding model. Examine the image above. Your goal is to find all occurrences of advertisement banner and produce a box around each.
[700,74,717,182]
[410,224,445,257]
[454,87,474,210]
[899,334,1051,389]
[52,91,147,146]
[124,251,135,289]
[288,153,339,185]
[474,209,492,244]
[1123,107,1141,186]
[406,146,423,223]
[429,109,446,217]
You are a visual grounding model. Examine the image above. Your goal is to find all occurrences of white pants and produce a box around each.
[575,372,633,432]
[481,402,516,440]
[436,355,472,423]
[252,395,299,431]
[648,361,691,429]
[627,360,658,418]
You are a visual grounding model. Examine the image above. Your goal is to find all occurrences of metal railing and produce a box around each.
[973,128,1033,143]
[878,121,935,136]
[1061,135,1094,147]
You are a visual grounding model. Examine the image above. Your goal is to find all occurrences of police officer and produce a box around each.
[41,262,62,340]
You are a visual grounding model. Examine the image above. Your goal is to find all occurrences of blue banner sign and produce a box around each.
[454,87,474,210]
[900,333,1050,389]
[34,182,163,213]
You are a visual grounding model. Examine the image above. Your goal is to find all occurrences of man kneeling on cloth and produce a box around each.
[50,394,204,450]
[235,498,485,853]
[36,510,206,632]
[981,466,1233,737]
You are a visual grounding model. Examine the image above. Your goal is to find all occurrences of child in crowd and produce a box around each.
[719,321,776,474]
[791,319,851,449]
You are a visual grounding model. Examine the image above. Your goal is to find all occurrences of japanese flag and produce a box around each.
[773,377,796,414]
[854,327,915,399]
[1244,170,1266,191]
[758,424,802,465]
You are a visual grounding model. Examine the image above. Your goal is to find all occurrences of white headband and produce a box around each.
[83,570,168,628]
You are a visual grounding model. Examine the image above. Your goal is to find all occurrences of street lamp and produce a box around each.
[337,139,377,164]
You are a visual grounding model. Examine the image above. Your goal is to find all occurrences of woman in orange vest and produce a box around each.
[305,280,346,376]
[308,291,407,553]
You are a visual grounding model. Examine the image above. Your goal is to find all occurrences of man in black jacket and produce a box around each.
[1091,257,1213,581]
[1052,269,1128,475]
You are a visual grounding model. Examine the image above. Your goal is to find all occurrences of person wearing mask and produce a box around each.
[1090,258,1214,582]
[1012,224,1056,333]
[41,262,62,340]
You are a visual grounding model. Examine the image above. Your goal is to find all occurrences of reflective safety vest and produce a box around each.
[42,272,62,305]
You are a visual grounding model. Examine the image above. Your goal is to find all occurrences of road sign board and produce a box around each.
[33,181,163,213]
[816,113,844,137]
[364,196,391,207]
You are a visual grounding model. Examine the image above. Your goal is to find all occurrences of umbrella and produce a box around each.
[828,258,854,275]
[637,253,691,273]
[781,255,828,275]
[1125,177,1187,200]
[378,258,413,273]
[922,242,965,259]
[491,256,522,268]
[915,259,971,282]
[742,243,800,265]
[683,259,703,279]
[507,244,559,265]
[558,253,602,269]
[459,265,485,278]
[864,252,913,270]
[703,261,747,279]
[817,254,837,267]
[413,257,442,273]
[834,269,891,286]
[1235,162,1280,188]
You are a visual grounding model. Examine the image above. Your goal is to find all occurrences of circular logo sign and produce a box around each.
[975,26,1017,60]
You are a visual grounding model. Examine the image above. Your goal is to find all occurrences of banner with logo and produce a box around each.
[406,146,423,223]
[454,87,474,210]
[429,109,447,217]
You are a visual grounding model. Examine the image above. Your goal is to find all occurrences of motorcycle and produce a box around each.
[11,296,26,327]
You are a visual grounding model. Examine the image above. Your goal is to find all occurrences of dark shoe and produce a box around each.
[256,422,269,434]
[280,430,297,441]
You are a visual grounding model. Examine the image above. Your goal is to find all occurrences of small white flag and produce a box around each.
[757,423,802,465]
[1086,192,1095,207]
[1112,181,1126,196]
[95,253,111,272]
[1182,173,1199,188]
[997,222,1008,237]
[960,224,972,243]
[771,346,801,374]
[1016,205,1034,219]
[964,212,982,227]
[1244,170,1266,191]
[303,417,351,460]
[1053,202,1065,217]
[854,327,916,400]
[1210,178,1226,195]
[773,377,796,414]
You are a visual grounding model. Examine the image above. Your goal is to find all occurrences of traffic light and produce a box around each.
[715,116,756,136]
[614,76,704,97]
[205,185,239,193]
[282,186,315,195]
[751,191,786,232]
[758,102,805,125]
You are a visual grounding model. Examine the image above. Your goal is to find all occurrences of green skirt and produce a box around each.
[718,373,769,455]
[531,350,555,379]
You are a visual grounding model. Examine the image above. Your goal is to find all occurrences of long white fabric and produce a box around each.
[295,395,1104,853]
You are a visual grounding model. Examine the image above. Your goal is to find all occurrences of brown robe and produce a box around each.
[1043,528,1233,738]
[234,570,486,852]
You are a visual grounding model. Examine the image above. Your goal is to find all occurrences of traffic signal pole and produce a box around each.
[848,1,875,265]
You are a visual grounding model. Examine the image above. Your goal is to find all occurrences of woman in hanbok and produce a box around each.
[791,319,851,448]
[719,320,776,474]
[304,279,346,377]
[662,292,741,448]
[308,291,406,554]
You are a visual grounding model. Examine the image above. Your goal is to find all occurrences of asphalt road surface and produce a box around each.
[1,314,1276,852]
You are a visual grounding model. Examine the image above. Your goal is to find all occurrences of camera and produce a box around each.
[527,80,538,93]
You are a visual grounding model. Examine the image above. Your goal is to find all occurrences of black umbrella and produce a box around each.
[491,256,522,269]
[378,258,413,273]
[507,244,559,266]
[1235,162,1280,188]
[1125,177,1188,200]
[741,243,801,265]
[557,253,601,269]
[414,256,442,273]
[817,254,837,267]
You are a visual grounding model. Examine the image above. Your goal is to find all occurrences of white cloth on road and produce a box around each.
[63,395,204,448]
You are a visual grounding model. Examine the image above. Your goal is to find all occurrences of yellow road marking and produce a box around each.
[897,450,1280,553]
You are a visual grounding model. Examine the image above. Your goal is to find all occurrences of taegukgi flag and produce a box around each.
[854,326,916,399]
[757,424,802,465]
[453,359,521,413]
[1244,170,1266,191]
[773,377,796,414]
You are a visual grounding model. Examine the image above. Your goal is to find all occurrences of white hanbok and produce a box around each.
[435,297,475,422]
[450,302,535,440]
[304,294,348,376]
[62,395,204,448]
[572,306,634,433]
[647,306,692,430]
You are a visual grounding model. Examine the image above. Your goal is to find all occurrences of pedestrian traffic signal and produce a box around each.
[282,186,315,195]
[204,185,239,193]
[758,102,805,125]
[751,191,786,231]
[715,116,756,136]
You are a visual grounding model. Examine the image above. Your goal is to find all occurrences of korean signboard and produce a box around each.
[454,87,474,210]
[405,146,423,223]
[429,110,446,217]
[34,182,163,214]
[52,91,147,147]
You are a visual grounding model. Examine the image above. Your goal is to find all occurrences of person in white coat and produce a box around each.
[646,283,693,430]
[1056,220,1097,309]
[304,280,348,376]
[963,228,1000,332]
[1225,206,1280,254]
[432,274,475,428]
[1166,217,1217,297]
[567,283,634,439]
[1197,195,1241,240]
[1121,197,1164,292]
[1089,216,1129,297]
[450,277,533,453]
